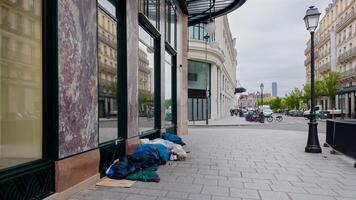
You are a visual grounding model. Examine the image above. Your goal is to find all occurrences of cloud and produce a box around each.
[228,0,332,96]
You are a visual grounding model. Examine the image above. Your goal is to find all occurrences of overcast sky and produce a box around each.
[228,0,332,97]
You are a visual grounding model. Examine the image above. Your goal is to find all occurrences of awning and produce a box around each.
[186,0,247,26]
[337,86,356,95]
[235,87,246,94]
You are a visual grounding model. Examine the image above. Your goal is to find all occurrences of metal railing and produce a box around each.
[341,67,356,79]
[338,47,356,64]
[304,53,319,65]
[1,49,41,65]
[317,34,330,47]
[318,62,331,74]
[336,9,356,32]
[98,33,117,49]
[99,78,113,87]
[99,62,116,74]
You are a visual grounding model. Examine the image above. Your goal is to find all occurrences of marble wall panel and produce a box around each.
[58,0,98,158]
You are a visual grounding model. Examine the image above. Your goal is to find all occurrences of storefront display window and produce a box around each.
[165,0,176,48]
[0,1,42,170]
[165,52,173,125]
[98,0,118,143]
[139,26,156,133]
[139,0,160,30]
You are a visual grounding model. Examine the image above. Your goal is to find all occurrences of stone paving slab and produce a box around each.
[71,128,356,200]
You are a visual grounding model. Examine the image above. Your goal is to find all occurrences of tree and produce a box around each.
[284,88,304,110]
[270,97,283,110]
[110,80,117,97]
[302,84,311,108]
[322,71,341,108]
[302,81,324,109]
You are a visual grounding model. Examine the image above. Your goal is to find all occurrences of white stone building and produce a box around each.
[188,16,238,121]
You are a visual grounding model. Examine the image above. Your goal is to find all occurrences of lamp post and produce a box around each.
[203,20,216,125]
[304,6,322,153]
[260,83,264,106]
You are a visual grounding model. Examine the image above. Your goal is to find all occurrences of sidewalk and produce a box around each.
[188,116,260,126]
[71,128,356,200]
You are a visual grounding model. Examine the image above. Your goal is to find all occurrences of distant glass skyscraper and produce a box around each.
[272,82,278,97]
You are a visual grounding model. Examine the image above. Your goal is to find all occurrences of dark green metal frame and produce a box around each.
[0,0,58,199]
[165,41,178,134]
[97,0,128,176]
[139,12,162,139]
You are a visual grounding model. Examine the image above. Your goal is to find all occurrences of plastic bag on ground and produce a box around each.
[171,143,187,161]
[106,156,136,179]
[140,138,175,150]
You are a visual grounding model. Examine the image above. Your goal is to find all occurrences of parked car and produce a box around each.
[262,108,273,117]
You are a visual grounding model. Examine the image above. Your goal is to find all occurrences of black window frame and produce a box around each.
[165,0,177,49]
[97,0,127,176]
[0,0,57,199]
[139,0,160,30]
[165,42,177,133]
[138,13,161,137]
[97,0,124,146]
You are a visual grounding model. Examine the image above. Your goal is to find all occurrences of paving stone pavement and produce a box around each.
[70,128,356,200]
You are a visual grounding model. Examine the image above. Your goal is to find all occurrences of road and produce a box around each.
[189,115,327,133]
[239,115,327,133]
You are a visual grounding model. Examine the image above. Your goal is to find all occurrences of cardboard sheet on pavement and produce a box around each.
[96,178,136,188]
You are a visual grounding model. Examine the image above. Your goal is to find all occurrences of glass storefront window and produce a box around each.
[188,60,211,121]
[165,0,176,48]
[0,1,42,170]
[139,27,156,133]
[139,0,160,30]
[189,23,215,42]
[165,52,172,125]
[188,60,210,90]
[98,0,118,143]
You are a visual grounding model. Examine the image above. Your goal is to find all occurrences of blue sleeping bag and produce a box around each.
[163,132,186,146]
[135,144,170,165]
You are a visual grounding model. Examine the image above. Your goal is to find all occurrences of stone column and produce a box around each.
[176,13,188,135]
[125,0,139,153]
[210,64,218,120]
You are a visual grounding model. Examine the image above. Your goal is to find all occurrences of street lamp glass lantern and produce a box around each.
[260,83,264,91]
[204,20,216,34]
[304,6,321,33]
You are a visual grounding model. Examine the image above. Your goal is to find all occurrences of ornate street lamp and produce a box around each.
[204,20,216,125]
[260,83,264,106]
[304,6,322,153]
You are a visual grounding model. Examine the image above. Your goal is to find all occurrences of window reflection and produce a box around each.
[139,27,155,133]
[189,23,215,42]
[0,0,42,170]
[165,52,173,125]
[98,0,118,143]
[139,0,160,29]
[165,0,176,48]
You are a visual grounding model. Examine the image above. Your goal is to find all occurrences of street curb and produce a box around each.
[188,123,265,128]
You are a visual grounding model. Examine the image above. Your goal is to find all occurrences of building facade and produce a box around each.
[238,93,258,109]
[0,0,246,199]
[304,0,356,118]
[188,16,238,121]
[272,82,278,97]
